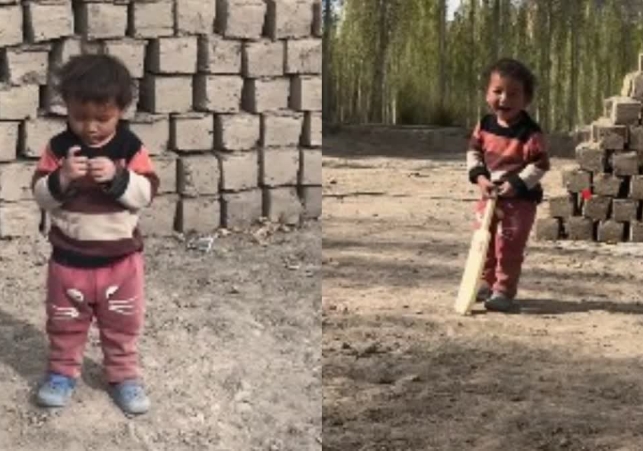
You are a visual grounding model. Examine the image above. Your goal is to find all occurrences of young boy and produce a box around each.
[466,58,550,313]
[31,54,159,414]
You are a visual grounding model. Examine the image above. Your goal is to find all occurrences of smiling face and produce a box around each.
[67,99,123,147]
[485,72,528,126]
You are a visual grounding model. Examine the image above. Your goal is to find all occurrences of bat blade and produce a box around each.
[454,198,496,315]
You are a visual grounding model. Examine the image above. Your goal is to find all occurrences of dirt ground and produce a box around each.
[0,222,321,451]
[322,127,643,451]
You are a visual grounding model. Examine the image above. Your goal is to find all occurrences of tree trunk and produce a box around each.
[322,0,332,122]
[371,0,389,123]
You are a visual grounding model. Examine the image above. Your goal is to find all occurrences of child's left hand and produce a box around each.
[88,157,117,183]
[497,181,516,198]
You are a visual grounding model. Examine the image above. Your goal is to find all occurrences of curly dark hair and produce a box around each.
[484,58,537,102]
[57,53,134,109]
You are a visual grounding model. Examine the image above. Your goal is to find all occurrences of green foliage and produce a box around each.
[325,0,643,132]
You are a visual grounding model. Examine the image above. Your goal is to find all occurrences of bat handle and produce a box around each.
[479,197,497,231]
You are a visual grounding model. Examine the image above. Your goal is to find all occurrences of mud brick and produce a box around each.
[597,220,624,243]
[42,82,66,115]
[285,39,322,74]
[120,79,139,121]
[198,35,242,74]
[630,175,643,200]
[565,217,594,241]
[576,141,606,173]
[221,189,262,228]
[243,78,290,113]
[630,221,643,242]
[25,1,74,43]
[299,148,321,185]
[263,186,302,225]
[0,6,23,47]
[535,217,561,241]
[154,155,177,194]
[623,72,643,101]
[50,37,100,68]
[561,166,591,193]
[266,0,314,39]
[148,37,198,74]
[0,202,40,237]
[290,76,322,111]
[302,112,322,147]
[175,0,216,35]
[593,173,622,197]
[611,151,640,176]
[140,75,193,114]
[591,118,627,150]
[130,0,174,38]
[0,162,35,201]
[604,96,641,125]
[216,113,260,151]
[611,198,638,222]
[77,3,127,39]
[128,113,170,155]
[2,45,49,85]
[140,194,178,236]
[178,197,221,233]
[171,113,214,152]
[22,117,66,158]
[261,113,304,147]
[216,0,266,40]
[218,151,258,191]
[0,84,39,119]
[0,122,18,162]
[583,195,611,221]
[177,154,221,197]
[260,147,299,187]
[243,41,284,78]
[300,185,321,219]
[102,39,146,78]
[630,126,643,153]
[548,195,575,218]
[312,1,322,37]
[194,75,244,113]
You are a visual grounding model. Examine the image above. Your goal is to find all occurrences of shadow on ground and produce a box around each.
[323,313,643,451]
[0,308,106,396]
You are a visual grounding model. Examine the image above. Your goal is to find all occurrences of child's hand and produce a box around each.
[60,146,88,190]
[476,176,497,199]
[89,157,117,183]
[497,181,516,198]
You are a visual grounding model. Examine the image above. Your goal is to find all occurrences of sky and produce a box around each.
[447,0,462,20]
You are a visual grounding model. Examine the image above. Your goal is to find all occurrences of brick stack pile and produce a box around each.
[536,55,643,243]
[0,0,322,238]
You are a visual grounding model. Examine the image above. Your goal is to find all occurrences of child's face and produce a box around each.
[67,99,123,147]
[485,72,528,124]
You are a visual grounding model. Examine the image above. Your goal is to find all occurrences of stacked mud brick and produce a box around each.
[0,0,322,238]
[537,55,643,243]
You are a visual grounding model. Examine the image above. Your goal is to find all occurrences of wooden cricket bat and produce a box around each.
[454,197,497,315]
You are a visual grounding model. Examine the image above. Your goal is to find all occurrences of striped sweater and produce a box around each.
[466,111,550,202]
[32,124,160,268]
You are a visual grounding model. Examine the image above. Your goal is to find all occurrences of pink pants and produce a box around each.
[474,198,537,299]
[45,252,145,383]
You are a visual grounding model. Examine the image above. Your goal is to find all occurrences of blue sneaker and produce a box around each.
[476,284,492,303]
[110,380,150,415]
[484,292,519,313]
[36,373,76,407]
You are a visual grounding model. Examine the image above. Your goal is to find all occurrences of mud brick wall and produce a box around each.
[0,0,322,238]
[536,53,643,243]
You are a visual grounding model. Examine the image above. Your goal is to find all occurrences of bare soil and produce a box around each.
[322,128,643,451]
[0,222,321,451]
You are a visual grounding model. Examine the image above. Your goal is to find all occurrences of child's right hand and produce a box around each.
[476,175,497,199]
[60,146,88,191]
